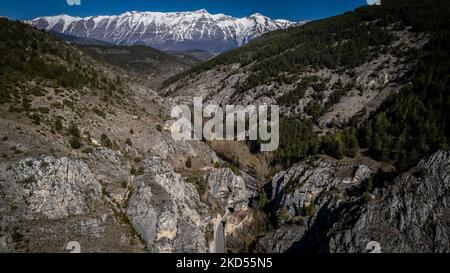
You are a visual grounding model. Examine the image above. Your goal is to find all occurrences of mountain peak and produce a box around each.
[28,10,295,53]
[195,9,209,14]
[121,11,140,16]
[50,14,76,19]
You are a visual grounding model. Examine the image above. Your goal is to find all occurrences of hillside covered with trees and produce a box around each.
[164,0,450,172]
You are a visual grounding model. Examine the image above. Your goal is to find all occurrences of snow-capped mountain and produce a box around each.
[28,10,300,53]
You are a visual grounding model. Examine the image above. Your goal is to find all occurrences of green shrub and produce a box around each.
[82,147,93,154]
[276,208,292,225]
[362,192,372,203]
[68,122,81,137]
[54,118,63,131]
[68,122,82,149]
[69,135,82,149]
[125,138,133,146]
[29,112,41,125]
[306,203,316,216]
[28,86,45,97]
[100,133,112,148]
[92,106,106,118]
[156,124,163,132]
[130,166,144,176]
[187,171,207,197]
[186,157,192,168]
[413,168,428,178]
[258,191,269,210]
[321,134,345,159]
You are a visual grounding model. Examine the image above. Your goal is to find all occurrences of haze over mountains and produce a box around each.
[28,10,301,54]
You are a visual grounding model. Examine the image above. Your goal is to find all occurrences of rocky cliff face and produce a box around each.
[126,156,211,253]
[256,151,450,253]
[0,149,252,252]
[0,156,137,252]
[0,157,101,221]
[206,168,253,211]
[326,151,450,253]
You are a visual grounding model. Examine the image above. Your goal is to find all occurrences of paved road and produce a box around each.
[214,220,226,253]
[214,210,231,253]
[214,171,258,253]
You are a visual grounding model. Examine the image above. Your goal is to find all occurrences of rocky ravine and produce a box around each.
[255,151,450,253]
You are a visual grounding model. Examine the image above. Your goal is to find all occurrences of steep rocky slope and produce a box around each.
[0,18,254,253]
[161,6,428,132]
[255,151,450,253]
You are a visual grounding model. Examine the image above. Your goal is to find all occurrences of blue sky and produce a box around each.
[0,0,370,21]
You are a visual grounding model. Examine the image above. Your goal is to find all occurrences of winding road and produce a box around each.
[214,209,230,253]
[214,219,226,253]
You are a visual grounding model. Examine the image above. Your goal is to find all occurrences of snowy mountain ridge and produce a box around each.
[28,10,303,53]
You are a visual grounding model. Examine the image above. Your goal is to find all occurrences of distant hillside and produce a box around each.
[78,45,198,87]
[44,30,200,87]
[50,31,112,46]
[0,18,128,104]
[165,49,215,62]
